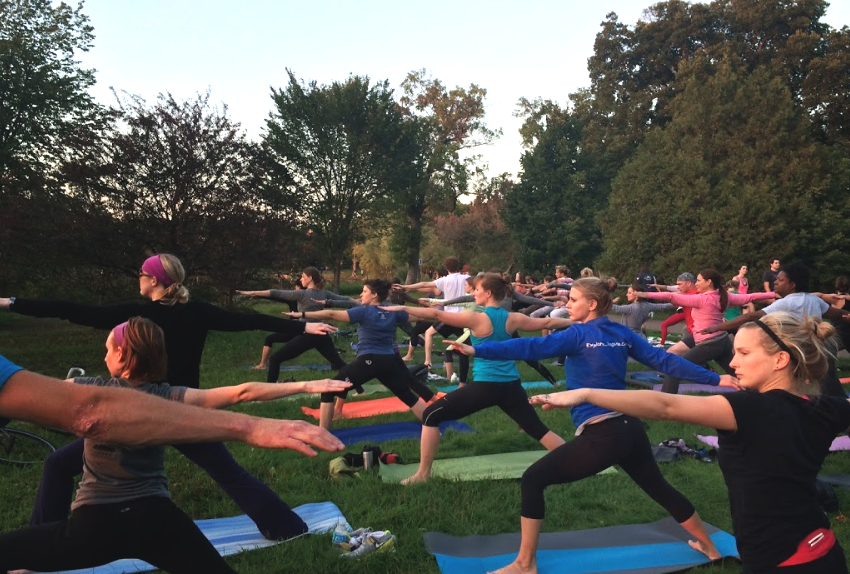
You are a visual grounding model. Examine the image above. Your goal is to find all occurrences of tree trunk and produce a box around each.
[404,207,424,284]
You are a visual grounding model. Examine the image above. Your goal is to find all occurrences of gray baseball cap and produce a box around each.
[677,272,696,283]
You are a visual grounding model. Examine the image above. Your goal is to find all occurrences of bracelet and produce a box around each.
[8,296,15,309]
[301,311,306,319]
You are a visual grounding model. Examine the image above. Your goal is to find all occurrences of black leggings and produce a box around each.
[407,321,433,349]
[30,440,307,541]
[422,380,550,440]
[3,496,235,573]
[520,415,695,521]
[321,353,434,406]
[435,323,470,379]
[661,334,733,393]
[266,332,346,382]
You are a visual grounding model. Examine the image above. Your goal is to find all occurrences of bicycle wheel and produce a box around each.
[0,428,56,467]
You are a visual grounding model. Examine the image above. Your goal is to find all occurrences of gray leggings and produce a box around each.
[661,334,732,393]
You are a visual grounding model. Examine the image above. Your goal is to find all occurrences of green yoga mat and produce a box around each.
[380,451,617,483]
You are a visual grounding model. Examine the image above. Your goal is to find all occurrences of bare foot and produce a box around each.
[402,355,414,362]
[688,539,721,561]
[400,471,431,485]
[487,560,537,574]
[251,364,267,370]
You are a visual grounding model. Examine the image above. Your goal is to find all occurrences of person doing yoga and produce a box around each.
[236,266,349,380]
[447,277,727,574]
[286,279,435,430]
[1,254,332,540]
[381,273,572,485]
[610,283,673,338]
[0,318,350,574]
[540,312,850,574]
[637,269,775,393]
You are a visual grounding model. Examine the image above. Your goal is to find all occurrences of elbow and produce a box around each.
[69,400,110,441]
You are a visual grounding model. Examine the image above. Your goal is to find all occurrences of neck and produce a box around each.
[149,289,166,302]
[755,373,796,395]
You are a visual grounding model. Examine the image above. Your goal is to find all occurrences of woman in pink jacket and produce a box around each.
[638,268,775,393]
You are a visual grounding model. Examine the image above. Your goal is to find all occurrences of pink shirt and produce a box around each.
[733,274,749,294]
[643,290,775,343]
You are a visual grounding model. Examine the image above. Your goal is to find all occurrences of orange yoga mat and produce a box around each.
[301,393,446,420]
[841,377,850,384]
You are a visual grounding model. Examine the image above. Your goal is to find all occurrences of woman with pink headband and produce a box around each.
[0,318,349,574]
[1,253,336,541]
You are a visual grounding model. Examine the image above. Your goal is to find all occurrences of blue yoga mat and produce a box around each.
[425,516,739,574]
[56,501,349,574]
[437,380,564,393]
[331,420,474,445]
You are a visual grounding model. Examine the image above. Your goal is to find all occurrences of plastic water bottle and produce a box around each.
[332,522,351,551]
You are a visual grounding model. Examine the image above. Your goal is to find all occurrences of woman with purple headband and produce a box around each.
[1,253,336,541]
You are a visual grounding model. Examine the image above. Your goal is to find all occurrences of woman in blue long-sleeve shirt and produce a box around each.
[449,277,732,574]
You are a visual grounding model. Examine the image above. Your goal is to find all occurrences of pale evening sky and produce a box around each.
[77,0,850,180]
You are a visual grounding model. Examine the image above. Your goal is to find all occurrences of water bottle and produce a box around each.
[332,522,351,551]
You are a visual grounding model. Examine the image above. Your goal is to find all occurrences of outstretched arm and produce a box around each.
[379,305,486,331]
[507,313,572,333]
[394,281,438,292]
[0,367,344,455]
[700,310,765,334]
[235,290,273,299]
[183,379,352,409]
[529,388,737,431]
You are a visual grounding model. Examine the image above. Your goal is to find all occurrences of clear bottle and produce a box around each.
[332,522,351,552]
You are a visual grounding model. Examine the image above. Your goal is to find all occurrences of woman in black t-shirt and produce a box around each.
[534,312,850,574]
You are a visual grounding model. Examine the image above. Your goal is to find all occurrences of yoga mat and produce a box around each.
[698,434,850,452]
[424,516,739,574]
[379,451,616,483]
[55,501,349,574]
[436,380,565,393]
[840,377,850,384]
[653,383,734,394]
[819,474,850,489]
[301,392,446,420]
[332,420,474,445]
[626,371,664,388]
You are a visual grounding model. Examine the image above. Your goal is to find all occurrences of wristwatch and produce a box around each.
[7,296,15,309]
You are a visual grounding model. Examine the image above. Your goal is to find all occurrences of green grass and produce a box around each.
[1,308,850,573]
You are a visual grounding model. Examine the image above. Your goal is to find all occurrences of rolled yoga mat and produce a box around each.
[698,434,850,452]
[54,501,350,574]
[301,392,446,420]
[423,516,739,574]
[380,450,616,483]
[332,420,474,446]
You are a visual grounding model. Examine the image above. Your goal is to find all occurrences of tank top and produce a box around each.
[470,307,520,382]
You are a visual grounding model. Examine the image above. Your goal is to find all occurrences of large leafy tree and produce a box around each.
[503,99,603,275]
[265,71,410,289]
[390,70,500,283]
[0,0,100,191]
[597,56,845,282]
[60,91,294,299]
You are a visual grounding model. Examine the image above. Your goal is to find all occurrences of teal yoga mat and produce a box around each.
[436,380,564,393]
[380,450,616,483]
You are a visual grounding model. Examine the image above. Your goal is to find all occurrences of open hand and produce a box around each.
[304,322,338,335]
[303,379,352,394]
[446,340,474,356]
[246,419,344,456]
[529,390,584,410]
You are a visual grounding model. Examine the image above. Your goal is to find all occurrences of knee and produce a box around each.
[263,334,276,347]
[422,400,450,427]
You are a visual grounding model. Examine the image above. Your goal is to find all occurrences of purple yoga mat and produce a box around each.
[698,434,850,451]
[653,384,735,394]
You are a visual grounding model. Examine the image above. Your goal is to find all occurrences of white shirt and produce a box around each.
[762,292,829,319]
[434,273,470,313]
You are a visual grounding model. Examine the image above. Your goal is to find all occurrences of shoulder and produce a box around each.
[139,381,187,402]
[75,376,126,388]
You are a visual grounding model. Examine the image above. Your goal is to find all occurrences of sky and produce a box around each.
[77,0,850,180]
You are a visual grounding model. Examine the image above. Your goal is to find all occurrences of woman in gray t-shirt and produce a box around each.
[0,317,348,574]
[237,267,351,381]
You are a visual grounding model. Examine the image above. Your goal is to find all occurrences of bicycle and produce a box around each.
[0,367,86,466]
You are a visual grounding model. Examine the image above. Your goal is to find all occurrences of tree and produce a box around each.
[503,99,603,275]
[60,90,293,299]
[265,71,409,290]
[391,69,500,283]
[597,56,844,282]
[0,0,99,191]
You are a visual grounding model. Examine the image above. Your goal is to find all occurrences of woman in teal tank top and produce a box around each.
[381,273,572,485]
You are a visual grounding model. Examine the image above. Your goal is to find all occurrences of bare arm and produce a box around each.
[379,305,488,332]
[394,281,437,292]
[530,388,738,431]
[700,310,765,334]
[0,370,344,455]
[183,379,352,409]
[235,290,272,299]
[507,313,572,333]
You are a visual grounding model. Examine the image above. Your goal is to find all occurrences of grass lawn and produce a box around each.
[1,303,850,573]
